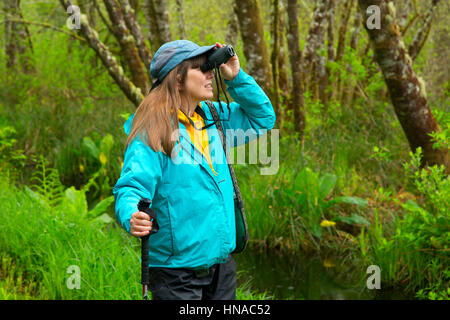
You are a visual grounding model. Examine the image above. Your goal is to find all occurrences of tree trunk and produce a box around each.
[118,0,152,76]
[401,2,419,37]
[153,0,172,43]
[408,0,441,62]
[175,0,186,39]
[397,0,412,31]
[302,0,330,103]
[103,0,149,94]
[225,11,239,47]
[322,0,336,107]
[144,0,172,53]
[349,8,363,50]
[286,0,306,136]
[277,0,289,119]
[129,0,139,12]
[335,0,353,62]
[4,0,34,73]
[358,0,449,172]
[346,9,364,107]
[270,0,280,126]
[60,0,144,107]
[233,0,273,98]
[327,0,335,63]
[78,0,96,28]
[334,0,355,104]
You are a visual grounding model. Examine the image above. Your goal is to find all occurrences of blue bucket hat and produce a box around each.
[150,40,216,83]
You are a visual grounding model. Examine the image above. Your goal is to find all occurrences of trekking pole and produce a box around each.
[137,198,159,300]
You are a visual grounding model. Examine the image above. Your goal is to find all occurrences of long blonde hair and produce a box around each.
[125,54,208,155]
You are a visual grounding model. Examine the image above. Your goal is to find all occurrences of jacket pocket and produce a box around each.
[165,199,179,257]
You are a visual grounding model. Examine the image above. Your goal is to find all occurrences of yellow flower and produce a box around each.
[323,258,336,268]
[320,220,336,227]
[99,152,107,165]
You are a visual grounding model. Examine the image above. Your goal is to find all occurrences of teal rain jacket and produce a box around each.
[113,69,275,270]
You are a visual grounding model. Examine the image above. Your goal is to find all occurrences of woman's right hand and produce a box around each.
[130,211,153,237]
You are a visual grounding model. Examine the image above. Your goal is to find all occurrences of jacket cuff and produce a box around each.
[223,68,246,87]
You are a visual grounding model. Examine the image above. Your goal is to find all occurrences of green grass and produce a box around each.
[0,174,139,299]
[0,255,37,300]
[360,149,450,296]
[0,175,269,300]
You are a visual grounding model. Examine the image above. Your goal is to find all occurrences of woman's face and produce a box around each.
[182,67,215,103]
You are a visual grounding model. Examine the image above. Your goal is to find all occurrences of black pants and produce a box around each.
[148,255,236,300]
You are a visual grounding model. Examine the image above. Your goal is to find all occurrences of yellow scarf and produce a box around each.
[178,108,219,176]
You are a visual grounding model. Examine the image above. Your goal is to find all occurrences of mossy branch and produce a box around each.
[0,18,86,43]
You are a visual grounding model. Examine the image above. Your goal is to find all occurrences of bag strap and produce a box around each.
[205,101,246,217]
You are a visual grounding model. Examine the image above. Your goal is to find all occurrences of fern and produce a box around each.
[29,155,65,208]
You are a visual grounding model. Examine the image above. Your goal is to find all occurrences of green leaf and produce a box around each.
[295,192,308,207]
[295,167,319,198]
[331,196,368,207]
[120,113,131,121]
[311,223,322,239]
[94,213,114,224]
[338,214,370,226]
[82,136,100,159]
[401,199,425,213]
[64,187,88,217]
[100,134,114,155]
[88,196,114,218]
[318,173,337,201]
[24,186,49,208]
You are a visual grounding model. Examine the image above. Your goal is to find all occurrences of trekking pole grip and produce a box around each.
[137,198,158,286]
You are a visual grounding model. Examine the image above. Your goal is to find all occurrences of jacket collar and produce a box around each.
[123,105,222,181]
[175,104,223,182]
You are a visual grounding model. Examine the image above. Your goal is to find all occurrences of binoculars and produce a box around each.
[201,45,236,72]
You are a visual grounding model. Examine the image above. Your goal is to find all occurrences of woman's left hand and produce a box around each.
[215,42,240,81]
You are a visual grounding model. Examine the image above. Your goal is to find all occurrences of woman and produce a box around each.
[113,40,275,300]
